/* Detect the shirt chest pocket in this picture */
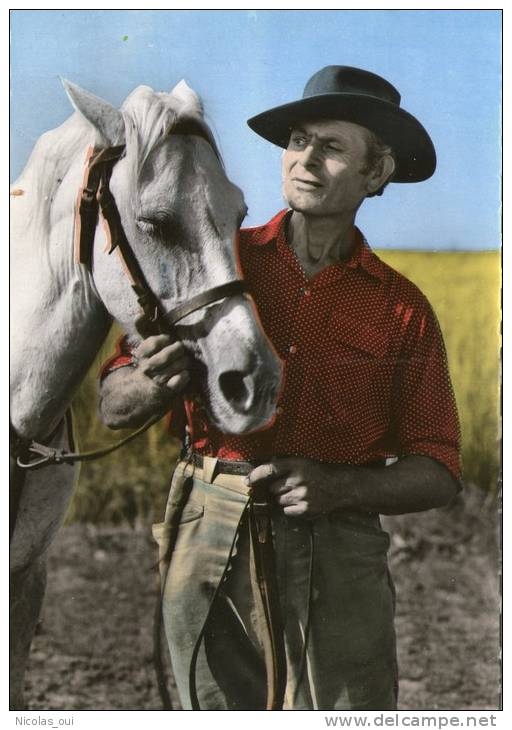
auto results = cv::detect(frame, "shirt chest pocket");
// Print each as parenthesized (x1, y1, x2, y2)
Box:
(316, 312, 393, 425)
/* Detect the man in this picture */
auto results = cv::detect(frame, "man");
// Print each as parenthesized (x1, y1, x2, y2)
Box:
(99, 66, 461, 710)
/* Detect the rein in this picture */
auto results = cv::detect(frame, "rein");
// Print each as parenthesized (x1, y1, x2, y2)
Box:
(15, 142, 246, 471)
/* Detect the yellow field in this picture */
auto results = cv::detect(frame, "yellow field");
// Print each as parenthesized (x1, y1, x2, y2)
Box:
(70, 250, 501, 521)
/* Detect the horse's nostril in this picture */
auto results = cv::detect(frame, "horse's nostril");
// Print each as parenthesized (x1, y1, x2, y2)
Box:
(218, 370, 253, 410)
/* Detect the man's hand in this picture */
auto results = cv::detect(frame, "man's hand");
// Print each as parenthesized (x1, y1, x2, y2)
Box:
(246, 455, 459, 518)
(99, 334, 192, 430)
(246, 457, 346, 518)
(134, 334, 191, 393)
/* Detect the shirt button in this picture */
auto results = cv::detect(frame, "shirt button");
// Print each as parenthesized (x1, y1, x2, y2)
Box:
(276, 406, 283, 416)
(288, 344, 298, 354)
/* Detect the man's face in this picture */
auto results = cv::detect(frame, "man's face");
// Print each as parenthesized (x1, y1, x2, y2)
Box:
(282, 119, 373, 218)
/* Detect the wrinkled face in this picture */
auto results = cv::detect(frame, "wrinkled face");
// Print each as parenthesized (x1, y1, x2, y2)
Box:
(93, 131, 282, 434)
(282, 119, 374, 218)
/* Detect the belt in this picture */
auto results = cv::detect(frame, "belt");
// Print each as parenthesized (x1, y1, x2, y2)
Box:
(191, 452, 387, 475)
(190, 452, 256, 476)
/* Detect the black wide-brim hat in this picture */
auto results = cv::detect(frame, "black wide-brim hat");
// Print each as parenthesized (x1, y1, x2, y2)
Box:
(247, 65, 436, 183)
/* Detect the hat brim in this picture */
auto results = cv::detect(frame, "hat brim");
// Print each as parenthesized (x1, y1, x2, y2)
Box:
(247, 93, 436, 183)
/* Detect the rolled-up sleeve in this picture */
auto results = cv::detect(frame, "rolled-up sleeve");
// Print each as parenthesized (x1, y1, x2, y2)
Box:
(98, 335, 135, 380)
(391, 300, 462, 484)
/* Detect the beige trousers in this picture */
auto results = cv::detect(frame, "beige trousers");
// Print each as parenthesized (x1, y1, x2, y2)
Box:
(153, 461, 398, 711)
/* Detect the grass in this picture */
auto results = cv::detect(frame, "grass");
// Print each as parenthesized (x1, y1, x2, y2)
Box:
(67, 250, 501, 523)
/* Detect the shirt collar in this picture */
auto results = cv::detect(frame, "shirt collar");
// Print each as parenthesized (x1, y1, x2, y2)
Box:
(346, 230, 387, 282)
(245, 208, 387, 282)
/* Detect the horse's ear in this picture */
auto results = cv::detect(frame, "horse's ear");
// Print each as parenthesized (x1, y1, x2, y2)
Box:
(61, 78, 125, 146)
(170, 80, 203, 116)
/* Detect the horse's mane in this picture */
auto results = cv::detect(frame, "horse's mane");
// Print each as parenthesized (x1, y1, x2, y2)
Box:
(11, 112, 94, 238)
(10, 83, 220, 256)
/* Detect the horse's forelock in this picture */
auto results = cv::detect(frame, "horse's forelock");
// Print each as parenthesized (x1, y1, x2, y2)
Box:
(121, 87, 175, 168)
(121, 85, 220, 170)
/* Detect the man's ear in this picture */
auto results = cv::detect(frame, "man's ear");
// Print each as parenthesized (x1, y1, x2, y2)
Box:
(366, 155, 396, 195)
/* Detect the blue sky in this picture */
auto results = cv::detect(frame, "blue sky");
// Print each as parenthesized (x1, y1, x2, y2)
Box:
(10, 9, 501, 250)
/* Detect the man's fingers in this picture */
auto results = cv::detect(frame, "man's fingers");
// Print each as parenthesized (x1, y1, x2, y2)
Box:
(165, 370, 190, 394)
(283, 501, 310, 517)
(138, 342, 190, 382)
(246, 461, 288, 487)
(146, 354, 190, 379)
(268, 478, 294, 496)
(134, 334, 177, 359)
(147, 343, 188, 371)
(274, 486, 307, 506)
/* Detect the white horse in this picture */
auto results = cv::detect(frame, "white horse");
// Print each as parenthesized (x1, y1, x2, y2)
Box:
(10, 79, 282, 709)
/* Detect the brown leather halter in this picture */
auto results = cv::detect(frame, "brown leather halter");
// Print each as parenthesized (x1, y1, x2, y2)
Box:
(75, 143, 247, 337)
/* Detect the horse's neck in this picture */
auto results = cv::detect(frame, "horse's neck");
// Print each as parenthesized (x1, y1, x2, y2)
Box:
(11, 274, 111, 441)
(10, 139, 112, 440)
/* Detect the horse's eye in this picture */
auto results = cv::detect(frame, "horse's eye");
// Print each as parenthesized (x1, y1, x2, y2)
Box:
(136, 217, 157, 234)
(136, 210, 178, 238)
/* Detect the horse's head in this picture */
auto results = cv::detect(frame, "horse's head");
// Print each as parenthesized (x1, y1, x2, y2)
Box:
(63, 79, 282, 434)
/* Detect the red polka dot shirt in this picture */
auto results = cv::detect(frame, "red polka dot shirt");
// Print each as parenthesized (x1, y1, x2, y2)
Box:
(101, 209, 461, 481)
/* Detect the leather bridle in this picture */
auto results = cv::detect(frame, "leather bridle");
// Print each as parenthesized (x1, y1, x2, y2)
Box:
(75, 143, 247, 337)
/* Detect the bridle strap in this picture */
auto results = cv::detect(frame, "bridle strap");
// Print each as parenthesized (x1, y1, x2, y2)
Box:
(77, 145, 247, 335)
(75, 145, 126, 267)
(96, 163, 165, 326)
(157, 280, 247, 329)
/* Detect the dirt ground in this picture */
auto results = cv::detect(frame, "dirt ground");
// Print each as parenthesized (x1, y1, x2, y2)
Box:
(23, 483, 501, 711)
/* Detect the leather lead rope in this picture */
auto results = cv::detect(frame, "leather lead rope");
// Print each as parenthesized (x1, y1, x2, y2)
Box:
(15, 413, 164, 470)
(248, 484, 287, 710)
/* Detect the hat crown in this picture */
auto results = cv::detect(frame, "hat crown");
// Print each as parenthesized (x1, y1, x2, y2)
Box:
(303, 65, 401, 107)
